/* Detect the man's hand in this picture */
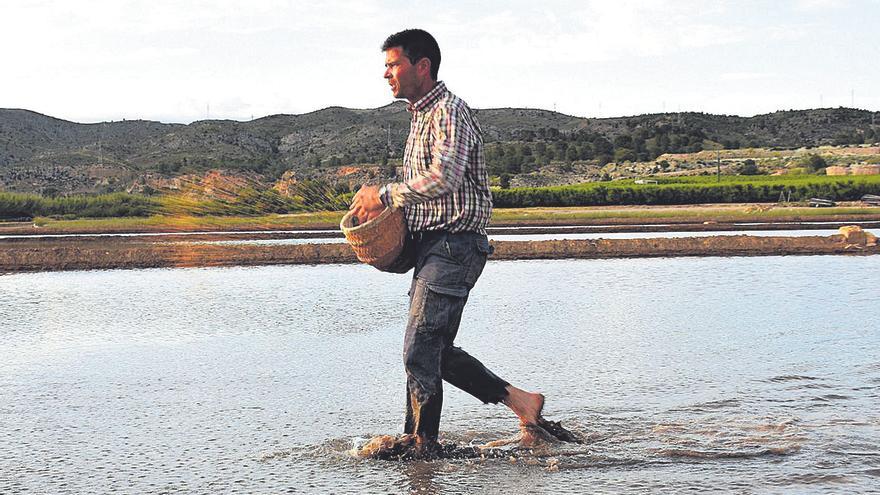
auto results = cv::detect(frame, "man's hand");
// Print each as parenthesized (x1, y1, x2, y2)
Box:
(350, 185, 385, 224)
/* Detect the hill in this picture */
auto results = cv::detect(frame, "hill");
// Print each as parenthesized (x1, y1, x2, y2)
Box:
(1, 104, 878, 194)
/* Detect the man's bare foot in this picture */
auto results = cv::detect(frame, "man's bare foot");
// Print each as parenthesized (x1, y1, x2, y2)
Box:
(503, 385, 545, 425)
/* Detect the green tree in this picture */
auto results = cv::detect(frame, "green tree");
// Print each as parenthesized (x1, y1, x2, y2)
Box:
(593, 137, 614, 155)
(499, 173, 511, 189)
(535, 141, 547, 156)
(613, 135, 633, 149)
(804, 154, 827, 172)
(578, 144, 594, 160)
(737, 159, 759, 175)
(554, 142, 568, 159)
(613, 148, 636, 163)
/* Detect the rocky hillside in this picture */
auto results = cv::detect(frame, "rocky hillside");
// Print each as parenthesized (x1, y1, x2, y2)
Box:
(1, 104, 877, 194)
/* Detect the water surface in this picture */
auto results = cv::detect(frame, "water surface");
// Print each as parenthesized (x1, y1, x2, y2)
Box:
(1, 256, 878, 493)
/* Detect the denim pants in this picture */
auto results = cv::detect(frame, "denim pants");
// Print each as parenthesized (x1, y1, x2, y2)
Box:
(402, 230, 510, 441)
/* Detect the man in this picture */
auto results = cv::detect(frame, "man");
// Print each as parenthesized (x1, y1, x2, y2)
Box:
(350, 28, 544, 457)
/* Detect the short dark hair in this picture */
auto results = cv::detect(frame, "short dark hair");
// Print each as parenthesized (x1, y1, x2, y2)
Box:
(381, 29, 441, 81)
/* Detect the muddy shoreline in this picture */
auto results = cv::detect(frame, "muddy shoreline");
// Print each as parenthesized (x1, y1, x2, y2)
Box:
(1, 233, 876, 273)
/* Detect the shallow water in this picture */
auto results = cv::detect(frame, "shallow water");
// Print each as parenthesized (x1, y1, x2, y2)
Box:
(1, 256, 879, 493)
(175, 228, 880, 246)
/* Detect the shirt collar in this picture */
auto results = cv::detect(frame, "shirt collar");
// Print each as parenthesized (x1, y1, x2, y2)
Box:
(407, 81, 447, 113)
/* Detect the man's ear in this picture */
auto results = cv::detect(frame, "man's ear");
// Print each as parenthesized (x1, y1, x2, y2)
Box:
(417, 57, 432, 78)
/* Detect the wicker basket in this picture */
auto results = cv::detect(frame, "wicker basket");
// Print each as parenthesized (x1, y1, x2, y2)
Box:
(340, 207, 407, 271)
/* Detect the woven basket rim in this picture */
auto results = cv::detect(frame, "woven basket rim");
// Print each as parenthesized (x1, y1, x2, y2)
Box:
(340, 207, 398, 234)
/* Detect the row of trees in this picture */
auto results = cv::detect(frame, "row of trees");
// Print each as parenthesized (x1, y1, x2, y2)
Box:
(293, 123, 873, 177)
(492, 177, 880, 208)
(485, 126, 712, 176)
(146, 122, 877, 182)
(0, 192, 158, 219)
(833, 128, 878, 145)
(0, 179, 353, 219)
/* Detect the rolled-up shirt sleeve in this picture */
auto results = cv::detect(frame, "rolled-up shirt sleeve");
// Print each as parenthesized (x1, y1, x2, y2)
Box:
(385, 105, 472, 208)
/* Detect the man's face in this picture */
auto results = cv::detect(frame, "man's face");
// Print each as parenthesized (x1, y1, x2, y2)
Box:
(384, 46, 421, 102)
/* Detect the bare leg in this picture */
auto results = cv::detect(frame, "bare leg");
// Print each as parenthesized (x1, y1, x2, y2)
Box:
(502, 385, 545, 425)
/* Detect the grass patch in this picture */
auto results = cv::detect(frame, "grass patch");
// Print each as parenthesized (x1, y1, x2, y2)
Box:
(30, 211, 345, 232)
(19, 204, 880, 233)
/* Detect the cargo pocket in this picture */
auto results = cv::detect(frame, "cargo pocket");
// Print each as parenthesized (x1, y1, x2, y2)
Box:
(418, 235, 469, 288)
(463, 238, 492, 288)
(408, 279, 468, 336)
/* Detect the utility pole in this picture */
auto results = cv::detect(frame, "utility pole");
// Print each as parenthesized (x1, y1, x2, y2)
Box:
(875, 113, 879, 151)
(98, 123, 104, 166)
(386, 123, 392, 156)
(716, 150, 721, 182)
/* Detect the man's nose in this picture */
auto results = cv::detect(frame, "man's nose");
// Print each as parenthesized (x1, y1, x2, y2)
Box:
(384, 68, 391, 79)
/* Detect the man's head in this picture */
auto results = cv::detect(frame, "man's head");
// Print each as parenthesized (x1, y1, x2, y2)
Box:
(382, 29, 441, 103)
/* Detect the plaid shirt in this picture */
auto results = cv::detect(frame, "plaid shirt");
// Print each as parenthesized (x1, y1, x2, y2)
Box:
(380, 81, 493, 234)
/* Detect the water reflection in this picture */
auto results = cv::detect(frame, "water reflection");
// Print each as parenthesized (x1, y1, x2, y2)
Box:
(169, 228, 879, 246)
(400, 461, 443, 495)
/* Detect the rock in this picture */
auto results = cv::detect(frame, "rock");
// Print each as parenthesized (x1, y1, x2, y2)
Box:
(838, 225, 875, 246)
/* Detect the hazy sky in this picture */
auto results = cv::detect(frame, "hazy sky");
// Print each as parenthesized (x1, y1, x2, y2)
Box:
(2, 0, 877, 123)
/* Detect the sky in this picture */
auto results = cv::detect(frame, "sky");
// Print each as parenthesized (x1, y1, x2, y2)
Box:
(1, 0, 878, 124)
